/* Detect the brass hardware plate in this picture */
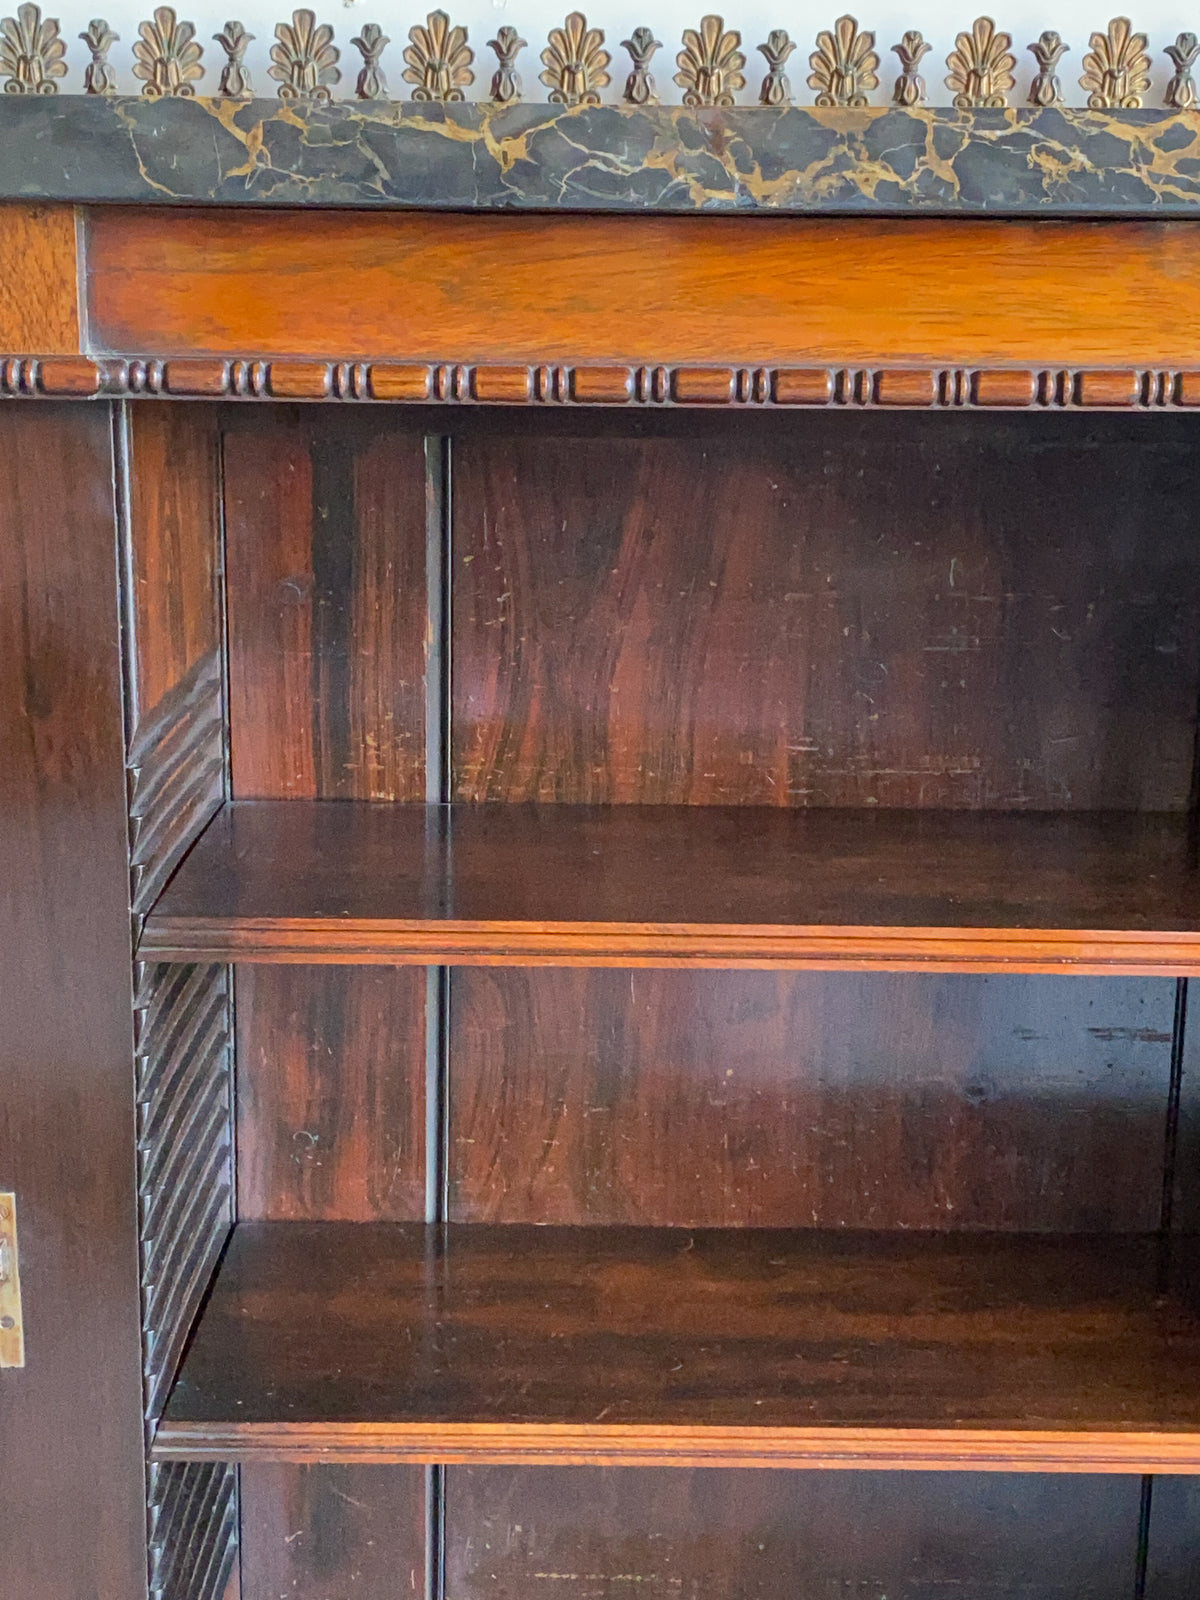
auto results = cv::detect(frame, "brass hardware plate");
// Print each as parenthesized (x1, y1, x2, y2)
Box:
(0, 1192, 25, 1368)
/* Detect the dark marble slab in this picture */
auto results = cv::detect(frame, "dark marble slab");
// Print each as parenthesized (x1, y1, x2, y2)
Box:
(3, 97, 1200, 212)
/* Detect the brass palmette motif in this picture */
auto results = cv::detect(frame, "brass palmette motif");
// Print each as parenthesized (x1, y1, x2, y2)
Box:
(540, 12, 609, 105)
(1027, 29, 1067, 104)
(133, 6, 203, 96)
(213, 18, 253, 97)
(487, 24, 524, 101)
(621, 25, 660, 104)
(1165, 30, 1200, 108)
(79, 15, 117, 91)
(945, 16, 1015, 106)
(675, 15, 744, 106)
(757, 28, 793, 104)
(403, 10, 472, 100)
(808, 14, 878, 106)
(891, 29, 929, 104)
(1080, 16, 1150, 106)
(351, 22, 387, 98)
(0, 2, 66, 92)
(270, 8, 339, 100)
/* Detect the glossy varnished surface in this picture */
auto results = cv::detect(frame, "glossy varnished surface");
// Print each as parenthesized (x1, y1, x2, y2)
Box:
(452, 417, 1200, 810)
(84, 212, 1200, 369)
(8, 103, 1200, 214)
(0, 205, 79, 353)
(157, 1222, 1200, 1469)
(0, 405, 148, 1598)
(447, 1467, 1143, 1600)
(448, 971, 1176, 1230)
(142, 802, 1200, 972)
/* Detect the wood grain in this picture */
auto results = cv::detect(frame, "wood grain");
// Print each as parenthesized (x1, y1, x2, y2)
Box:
(451, 414, 1200, 809)
(140, 802, 1200, 974)
(156, 1222, 1200, 1471)
(84, 212, 1200, 368)
(236, 965, 426, 1221)
(448, 970, 1174, 1230)
(0, 404, 147, 1600)
(0, 206, 79, 353)
(447, 1467, 1143, 1600)
(240, 1465, 425, 1600)
(222, 411, 427, 800)
(124, 403, 222, 732)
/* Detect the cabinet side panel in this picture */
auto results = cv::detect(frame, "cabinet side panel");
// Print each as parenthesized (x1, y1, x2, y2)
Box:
(451, 415, 1200, 811)
(222, 411, 427, 801)
(0, 402, 147, 1600)
(1145, 1478, 1200, 1597)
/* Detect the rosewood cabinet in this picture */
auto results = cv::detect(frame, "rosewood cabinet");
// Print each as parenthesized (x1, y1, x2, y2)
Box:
(6, 119, 1200, 1600)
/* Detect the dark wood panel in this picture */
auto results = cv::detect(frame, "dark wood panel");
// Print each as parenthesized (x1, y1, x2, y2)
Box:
(240, 1465, 424, 1600)
(1146, 1478, 1200, 1596)
(140, 802, 1200, 974)
(449, 969, 1173, 1231)
(84, 211, 1200, 368)
(452, 416, 1200, 810)
(0, 403, 147, 1599)
(237, 965, 426, 1221)
(0, 205, 79, 353)
(125, 403, 222, 732)
(447, 1467, 1142, 1600)
(222, 411, 427, 800)
(157, 1222, 1200, 1471)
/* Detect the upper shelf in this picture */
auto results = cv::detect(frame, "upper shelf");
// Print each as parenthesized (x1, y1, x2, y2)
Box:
(139, 802, 1200, 974)
(2, 100, 1199, 214)
(153, 1221, 1200, 1472)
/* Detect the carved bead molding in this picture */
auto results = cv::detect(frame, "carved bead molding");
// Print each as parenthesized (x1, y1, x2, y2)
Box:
(1, 3, 66, 92)
(7, 9, 1191, 107)
(5, 356, 1200, 414)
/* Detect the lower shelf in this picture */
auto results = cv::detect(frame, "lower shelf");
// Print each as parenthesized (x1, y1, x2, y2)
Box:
(154, 1223, 1200, 1474)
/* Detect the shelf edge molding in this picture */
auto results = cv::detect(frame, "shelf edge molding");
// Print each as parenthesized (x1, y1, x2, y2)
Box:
(138, 918, 1200, 976)
(150, 1421, 1200, 1474)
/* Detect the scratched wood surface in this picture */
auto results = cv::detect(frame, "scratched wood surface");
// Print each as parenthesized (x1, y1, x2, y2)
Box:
(452, 412, 1200, 810)
(222, 409, 428, 801)
(446, 1466, 1143, 1600)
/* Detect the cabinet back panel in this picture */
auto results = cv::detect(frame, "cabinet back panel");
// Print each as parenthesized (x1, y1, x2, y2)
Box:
(446, 1467, 1141, 1600)
(448, 970, 1173, 1231)
(223, 411, 428, 801)
(452, 413, 1200, 809)
(236, 964, 426, 1223)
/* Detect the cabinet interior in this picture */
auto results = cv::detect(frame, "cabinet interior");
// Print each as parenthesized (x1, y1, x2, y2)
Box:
(126, 400, 1200, 1598)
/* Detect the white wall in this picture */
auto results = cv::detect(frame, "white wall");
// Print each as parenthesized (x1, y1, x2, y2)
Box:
(46, 0, 1200, 105)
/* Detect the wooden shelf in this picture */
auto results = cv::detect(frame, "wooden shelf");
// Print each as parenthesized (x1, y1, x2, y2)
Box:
(153, 1222, 1200, 1473)
(139, 803, 1200, 974)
